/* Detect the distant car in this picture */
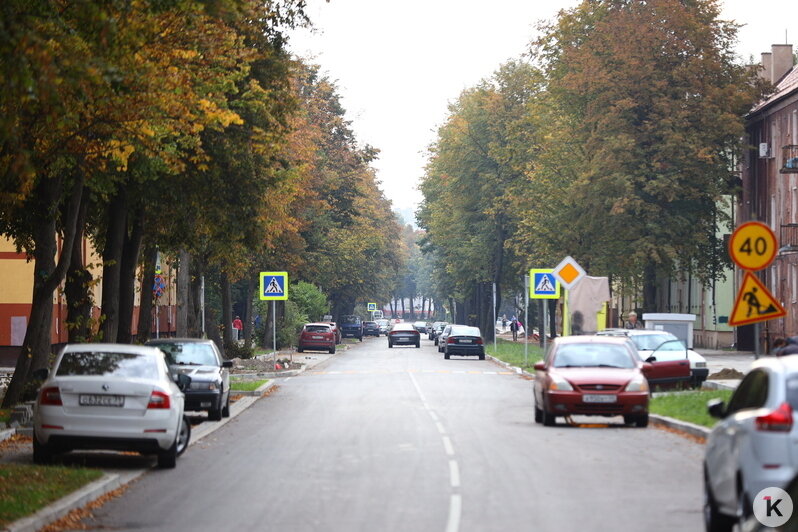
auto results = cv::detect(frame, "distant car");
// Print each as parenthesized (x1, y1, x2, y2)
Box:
(597, 329, 708, 387)
(339, 315, 364, 341)
(32, 343, 190, 468)
(428, 321, 447, 341)
(432, 322, 449, 345)
(437, 325, 454, 352)
(147, 338, 232, 422)
(443, 325, 485, 360)
(376, 319, 391, 335)
(324, 321, 342, 344)
(363, 321, 380, 337)
(388, 322, 421, 348)
(533, 336, 650, 427)
(297, 323, 336, 354)
(704, 356, 798, 531)
(412, 321, 428, 334)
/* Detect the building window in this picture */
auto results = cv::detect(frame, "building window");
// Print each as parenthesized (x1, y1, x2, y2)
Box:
(783, 145, 798, 173)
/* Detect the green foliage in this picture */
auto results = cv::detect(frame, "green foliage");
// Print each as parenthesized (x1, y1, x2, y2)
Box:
(225, 342, 255, 360)
(290, 281, 329, 322)
(277, 299, 307, 348)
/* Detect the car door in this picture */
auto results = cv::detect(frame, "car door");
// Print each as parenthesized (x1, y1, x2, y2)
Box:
(643, 340, 691, 389)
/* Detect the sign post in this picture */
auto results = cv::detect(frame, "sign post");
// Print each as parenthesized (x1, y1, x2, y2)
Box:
(530, 269, 560, 356)
(492, 282, 497, 353)
(524, 275, 529, 366)
(260, 272, 289, 370)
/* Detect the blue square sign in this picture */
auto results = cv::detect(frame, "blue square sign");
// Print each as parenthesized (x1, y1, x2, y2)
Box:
(260, 272, 288, 300)
(530, 269, 560, 299)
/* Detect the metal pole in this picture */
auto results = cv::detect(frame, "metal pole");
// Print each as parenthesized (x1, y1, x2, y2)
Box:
(493, 282, 497, 353)
(524, 275, 529, 366)
(543, 300, 548, 355)
(272, 300, 277, 370)
(200, 275, 206, 338)
(155, 300, 160, 339)
(755, 321, 760, 360)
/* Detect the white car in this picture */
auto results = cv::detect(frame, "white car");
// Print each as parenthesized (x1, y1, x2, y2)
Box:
(598, 329, 708, 387)
(32, 344, 190, 468)
(704, 356, 798, 531)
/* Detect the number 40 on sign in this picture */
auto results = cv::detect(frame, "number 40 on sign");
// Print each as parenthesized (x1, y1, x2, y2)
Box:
(729, 221, 778, 272)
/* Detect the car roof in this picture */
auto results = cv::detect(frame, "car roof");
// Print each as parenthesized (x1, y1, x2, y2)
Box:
(63, 343, 165, 355)
(305, 322, 332, 327)
(553, 335, 632, 345)
(751, 355, 798, 372)
(146, 338, 215, 344)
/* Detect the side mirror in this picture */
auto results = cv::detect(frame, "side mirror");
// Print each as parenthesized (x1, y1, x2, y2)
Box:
(32, 368, 49, 381)
(177, 373, 192, 391)
(641, 362, 653, 375)
(708, 398, 726, 419)
(645, 356, 657, 363)
(533, 362, 546, 371)
(222, 360, 233, 368)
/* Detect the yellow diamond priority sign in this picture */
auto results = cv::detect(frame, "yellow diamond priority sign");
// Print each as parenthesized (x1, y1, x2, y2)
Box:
(552, 256, 586, 290)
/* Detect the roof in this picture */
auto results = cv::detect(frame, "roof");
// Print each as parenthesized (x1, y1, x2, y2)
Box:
(553, 335, 632, 345)
(749, 64, 798, 116)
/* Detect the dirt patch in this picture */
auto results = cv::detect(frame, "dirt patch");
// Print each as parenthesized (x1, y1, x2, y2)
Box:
(708, 368, 745, 380)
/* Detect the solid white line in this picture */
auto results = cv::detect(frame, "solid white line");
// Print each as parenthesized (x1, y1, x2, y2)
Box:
(446, 494, 462, 532)
(436, 422, 447, 435)
(442, 436, 455, 456)
(449, 460, 461, 488)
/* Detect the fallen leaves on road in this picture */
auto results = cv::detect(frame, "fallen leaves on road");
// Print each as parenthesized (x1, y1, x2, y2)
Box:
(39, 484, 130, 532)
(653, 423, 706, 444)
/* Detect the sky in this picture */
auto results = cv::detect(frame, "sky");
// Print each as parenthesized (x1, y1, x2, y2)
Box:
(287, 1, 798, 224)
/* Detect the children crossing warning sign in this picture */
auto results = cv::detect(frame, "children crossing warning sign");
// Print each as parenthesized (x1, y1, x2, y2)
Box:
(729, 271, 786, 327)
(259, 272, 288, 301)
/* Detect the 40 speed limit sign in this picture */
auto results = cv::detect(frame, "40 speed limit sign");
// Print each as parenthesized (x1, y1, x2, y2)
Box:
(729, 221, 778, 271)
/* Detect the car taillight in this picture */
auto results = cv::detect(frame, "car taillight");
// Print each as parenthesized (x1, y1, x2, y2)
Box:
(147, 390, 171, 409)
(756, 402, 794, 432)
(475, 338, 483, 345)
(448, 337, 456, 344)
(39, 386, 62, 406)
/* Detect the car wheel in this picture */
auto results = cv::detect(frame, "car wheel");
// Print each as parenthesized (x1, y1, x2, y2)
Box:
(32, 433, 54, 465)
(415, 341, 420, 348)
(478, 353, 485, 360)
(635, 413, 649, 428)
(208, 396, 223, 421)
(704, 468, 735, 532)
(444, 352, 450, 359)
(534, 403, 543, 424)
(542, 404, 556, 426)
(157, 422, 183, 469)
(736, 484, 752, 528)
(329, 345, 336, 354)
(222, 393, 231, 418)
(359, 336, 363, 342)
(176, 416, 191, 456)
(297, 347, 304, 353)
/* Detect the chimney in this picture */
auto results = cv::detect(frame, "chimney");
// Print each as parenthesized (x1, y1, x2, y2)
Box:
(760, 52, 773, 82)
(771, 44, 794, 84)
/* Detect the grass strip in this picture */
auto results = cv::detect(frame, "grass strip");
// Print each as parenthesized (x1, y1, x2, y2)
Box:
(650, 389, 734, 428)
(230, 379, 269, 392)
(0, 409, 9, 424)
(485, 338, 544, 372)
(0, 463, 103, 526)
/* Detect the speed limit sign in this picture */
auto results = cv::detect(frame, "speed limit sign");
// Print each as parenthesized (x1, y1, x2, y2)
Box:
(729, 221, 778, 271)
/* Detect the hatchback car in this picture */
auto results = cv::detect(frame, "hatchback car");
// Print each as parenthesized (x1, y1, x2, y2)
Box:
(32, 343, 190, 468)
(297, 323, 337, 354)
(363, 321, 380, 337)
(376, 319, 391, 335)
(443, 325, 485, 360)
(533, 336, 650, 427)
(704, 356, 798, 531)
(146, 338, 232, 421)
(388, 322, 421, 348)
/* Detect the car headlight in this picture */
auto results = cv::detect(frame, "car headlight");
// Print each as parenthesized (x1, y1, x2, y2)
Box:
(549, 374, 573, 391)
(625, 376, 649, 392)
(695, 362, 707, 368)
(189, 381, 218, 391)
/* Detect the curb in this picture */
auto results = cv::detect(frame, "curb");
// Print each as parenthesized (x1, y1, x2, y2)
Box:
(3, 381, 277, 532)
(702, 380, 739, 391)
(649, 414, 710, 440)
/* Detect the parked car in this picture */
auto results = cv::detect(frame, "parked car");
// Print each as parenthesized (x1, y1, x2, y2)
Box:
(412, 321, 428, 334)
(704, 356, 798, 531)
(297, 323, 337, 354)
(388, 322, 421, 348)
(376, 319, 391, 335)
(32, 343, 190, 468)
(596, 329, 693, 390)
(339, 315, 364, 341)
(598, 329, 707, 387)
(533, 336, 650, 427)
(428, 321, 447, 341)
(324, 321, 342, 344)
(147, 338, 232, 421)
(363, 321, 380, 337)
(443, 325, 485, 360)
(437, 324, 454, 352)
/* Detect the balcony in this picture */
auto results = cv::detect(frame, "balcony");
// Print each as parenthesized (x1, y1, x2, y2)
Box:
(782, 145, 798, 173)
(780, 223, 798, 254)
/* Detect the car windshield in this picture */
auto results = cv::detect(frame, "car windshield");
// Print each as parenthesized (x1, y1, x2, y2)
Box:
(553, 343, 635, 368)
(151, 343, 218, 366)
(306, 325, 330, 333)
(631, 333, 678, 351)
(56, 351, 159, 380)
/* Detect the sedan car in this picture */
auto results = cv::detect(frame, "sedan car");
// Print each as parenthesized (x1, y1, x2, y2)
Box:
(443, 325, 485, 360)
(32, 343, 190, 468)
(412, 321, 428, 334)
(146, 338, 232, 421)
(363, 321, 380, 337)
(437, 324, 454, 352)
(428, 321, 447, 341)
(432, 322, 449, 345)
(388, 322, 421, 348)
(297, 323, 336, 354)
(596, 329, 693, 389)
(704, 356, 798, 531)
(376, 319, 391, 335)
(533, 336, 650, 427)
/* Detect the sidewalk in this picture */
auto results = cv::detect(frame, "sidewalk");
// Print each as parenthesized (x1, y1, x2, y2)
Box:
(695, 348, 758, 390)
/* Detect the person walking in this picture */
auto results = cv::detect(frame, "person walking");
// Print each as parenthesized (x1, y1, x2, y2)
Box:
(232, 315, 243, 342)
(510, 317, 519, 341)
(623, 311, 644, 330)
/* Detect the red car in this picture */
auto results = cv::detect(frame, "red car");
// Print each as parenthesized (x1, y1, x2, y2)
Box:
(297, 323, 337, 354)
(533, 336, 651, 427)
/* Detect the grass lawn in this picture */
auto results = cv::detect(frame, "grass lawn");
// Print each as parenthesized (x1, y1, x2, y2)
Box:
(485, 338, 544, 372)
(0, 409, 9, 424)
(650, 389, 734, 428)
(230, 378, 269, 392)
(0, 464, 103, 527)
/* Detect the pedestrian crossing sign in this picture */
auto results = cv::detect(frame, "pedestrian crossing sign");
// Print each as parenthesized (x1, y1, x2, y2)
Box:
(530, 269, 560, 299)
(728, 271, 786, 326)
(259, 271, 288, 301)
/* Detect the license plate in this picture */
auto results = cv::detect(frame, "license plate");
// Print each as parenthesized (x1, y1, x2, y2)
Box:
(459, 339, 473, 344)
(583, 394, 617, 403)
(79, 394, 124, 407)
(312, 335, 323, 339)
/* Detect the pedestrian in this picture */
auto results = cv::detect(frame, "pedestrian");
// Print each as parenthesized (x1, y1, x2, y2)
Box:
(623, 311, 644, 330)
(502, 315, 507, 331)
(510, 318, 519, 341)
(772, 337, 787, 356)
(776, 336, 798, 357)
(232, 315, 243, 341)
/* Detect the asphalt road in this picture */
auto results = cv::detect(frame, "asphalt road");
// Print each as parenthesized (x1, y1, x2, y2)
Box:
(78, 336, 705, 532)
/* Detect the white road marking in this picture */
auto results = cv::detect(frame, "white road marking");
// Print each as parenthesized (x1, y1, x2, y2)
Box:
(446, 494, 462, 532)
(429, 411, 439, 422)
(449, 460, 461, 488)
(442, 436, 455, 456)
(436, 422, 447, 435)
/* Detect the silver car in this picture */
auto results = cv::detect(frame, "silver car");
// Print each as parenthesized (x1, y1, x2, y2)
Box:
(704, 356, 798, 530)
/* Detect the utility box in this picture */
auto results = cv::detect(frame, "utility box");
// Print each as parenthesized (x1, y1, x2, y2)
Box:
(642, 313, 696, 349)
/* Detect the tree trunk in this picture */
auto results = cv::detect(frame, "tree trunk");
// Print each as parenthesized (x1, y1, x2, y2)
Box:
(176, 249, 190, 336)
(65, 195, 92, 343)
(205, 307, 224, 357)
(2, 175, 83, 407)
(400, 298, 406, 318)
(136, 244, 157, 343)
(243, 274, 254, 349)
(116, 209, 144, 344)
(221, 272, 233, 347)
(189, 271, 203, 337)
(643, 262, 657, 315)
(99, 189, 128, 342)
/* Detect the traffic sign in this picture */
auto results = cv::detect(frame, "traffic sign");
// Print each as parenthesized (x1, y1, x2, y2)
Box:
(259, 272, 288, 300)
(530, 269, 560, 299)
(729, 221, 777, 271)
(552, 256, 586, 290)
(153, 274, 166, 298)
(728, 271, 786, 326)
(367, 302, 377, 311)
